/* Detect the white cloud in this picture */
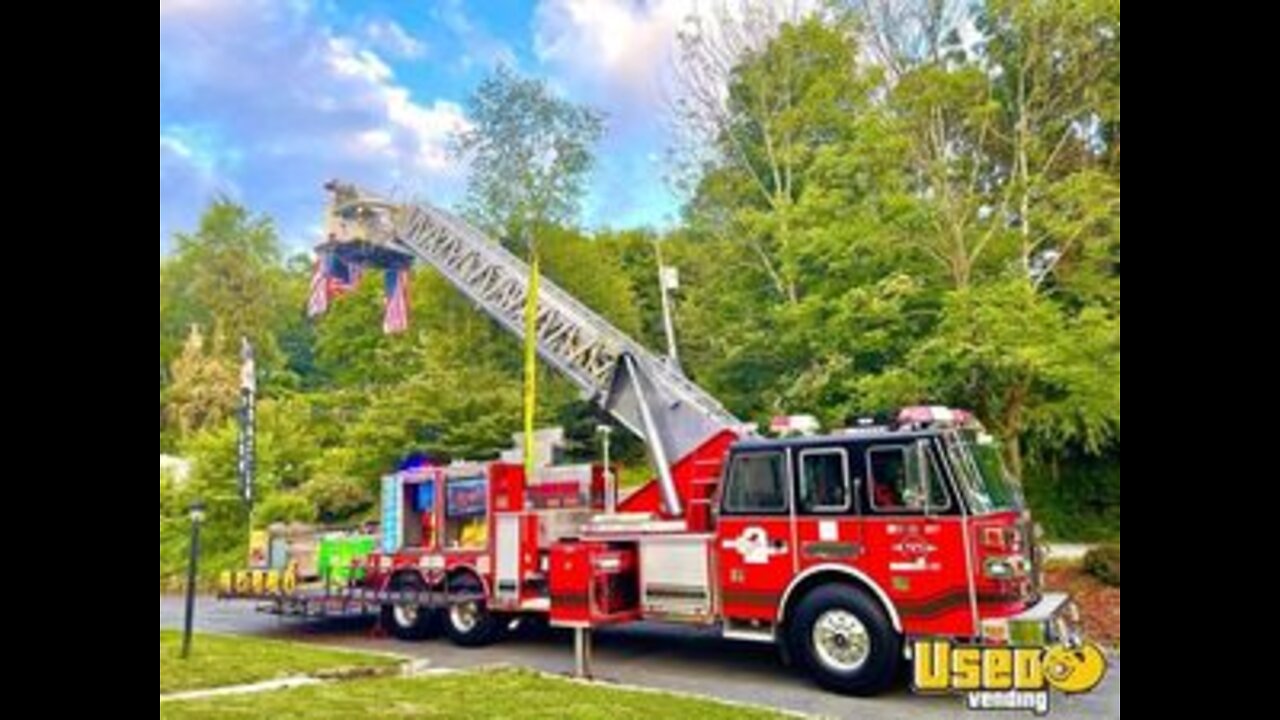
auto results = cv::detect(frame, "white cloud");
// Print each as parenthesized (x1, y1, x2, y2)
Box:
(325, 37, 395, 84)
(356, 129, 395, 155)
(385, 95, 470, 171)
(160, 134, 192, 161)
(532, 0, 822, 223)
(160, 0, 471, 248)
(161, 134, 238, 248)
(432, 0, 518, 72)
(533, 1, 821, 128)
(364, 19, 427, 60)
(534, 0, 695, 114)
(159, 0, 222, 17)
(322, 36, 470, 172)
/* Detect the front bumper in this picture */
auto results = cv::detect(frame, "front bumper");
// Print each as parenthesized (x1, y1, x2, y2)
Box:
(983, 592, 1081, 646)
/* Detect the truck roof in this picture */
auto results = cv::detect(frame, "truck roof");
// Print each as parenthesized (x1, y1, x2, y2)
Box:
(731, 428, 941, 453)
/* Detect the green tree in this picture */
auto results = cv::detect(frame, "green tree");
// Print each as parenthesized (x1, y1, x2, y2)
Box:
(160, 201, 293, 376)
(166, 325, 239, 438)
(676, 6, 1120, 482)
(274, 255, 324, 389)
(539, 225, 644, 339)
(312, 274, 419, 388)
(678, 18, 901, 421)
(858, 281, 1119, 477)
(340, 335, 526, 483)
(453, 64, 605, 474)
(979, 0, 1121, 290)
(863, 0, 1121, 473)
(681, 17, 878, 306)
(453, 65, 605, 245)
(162, 421, 253, 588)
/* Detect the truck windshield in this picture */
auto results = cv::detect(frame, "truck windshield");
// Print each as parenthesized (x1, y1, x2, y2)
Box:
(943, 431, 1021, 514)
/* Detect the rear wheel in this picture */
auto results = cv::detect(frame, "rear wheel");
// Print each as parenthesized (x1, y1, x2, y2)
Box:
(442, 572, 503, 647)
(789, 585, 901, 696)
(443, 599, 504, 647)
(380, 572, 440, 641)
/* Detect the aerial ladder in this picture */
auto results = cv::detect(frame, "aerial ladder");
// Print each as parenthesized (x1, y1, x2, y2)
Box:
(320, 182, 745, 522)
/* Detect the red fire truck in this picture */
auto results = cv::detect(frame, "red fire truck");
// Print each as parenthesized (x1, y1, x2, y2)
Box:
(223, 184, 1077, 697)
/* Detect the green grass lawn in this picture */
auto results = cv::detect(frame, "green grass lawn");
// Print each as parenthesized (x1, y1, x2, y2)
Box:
(160, 632, 399, 695)
(160, 668, 789, 719)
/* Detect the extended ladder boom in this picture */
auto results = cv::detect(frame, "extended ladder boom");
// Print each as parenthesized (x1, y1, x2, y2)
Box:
(323, 183, 742, 517)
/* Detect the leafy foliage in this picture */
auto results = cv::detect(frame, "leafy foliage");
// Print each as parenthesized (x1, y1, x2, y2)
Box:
(1084, 544, 1121, 587)
(166, 326, 239, 438)
(453, 65, 605, 245)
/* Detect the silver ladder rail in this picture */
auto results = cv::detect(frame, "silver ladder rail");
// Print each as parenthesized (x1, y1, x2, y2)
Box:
(324, 183, 742, 517)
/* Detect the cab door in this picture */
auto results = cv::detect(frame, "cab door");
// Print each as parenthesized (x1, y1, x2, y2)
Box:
(717, 449, 796, 622)
(859, 439, 976, 638)
(794, 446, 864, 573)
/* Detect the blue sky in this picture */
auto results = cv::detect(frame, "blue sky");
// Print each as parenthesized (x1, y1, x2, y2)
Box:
(160, 0, 709, 253)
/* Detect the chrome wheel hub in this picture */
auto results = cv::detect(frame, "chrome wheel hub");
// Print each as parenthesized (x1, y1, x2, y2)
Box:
(393, 605, 419, 628)
(450, 601, 480, 633)
(813, 610, 871, 673)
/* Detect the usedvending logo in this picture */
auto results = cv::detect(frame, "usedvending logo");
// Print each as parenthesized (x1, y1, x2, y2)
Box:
(913, 640, 1108, 715)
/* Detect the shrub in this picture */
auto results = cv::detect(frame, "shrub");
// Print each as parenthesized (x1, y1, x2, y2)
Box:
(1084, 544, 1121, 587)
(304, 473, 374, 524)
(255, 493, 317, 527)
(1023, 446, 1121, 542)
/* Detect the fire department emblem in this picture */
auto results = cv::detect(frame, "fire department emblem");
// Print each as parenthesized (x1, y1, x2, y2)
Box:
(724, 526, 788, 565)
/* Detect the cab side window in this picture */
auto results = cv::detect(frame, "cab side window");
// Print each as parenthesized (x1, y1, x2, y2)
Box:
(724, 452, 789, 515)
(867, 443, 950, 515)
(799, 449, 851, 514)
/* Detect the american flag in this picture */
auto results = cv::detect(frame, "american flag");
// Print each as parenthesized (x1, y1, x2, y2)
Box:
(309, 253, 367, 319)
(327, 255, 363, 296)
(307, 253, 330, 318)
(383, 268, 410, 334)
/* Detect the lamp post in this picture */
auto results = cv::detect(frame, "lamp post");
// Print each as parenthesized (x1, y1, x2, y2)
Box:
(181, 500, 206, 660)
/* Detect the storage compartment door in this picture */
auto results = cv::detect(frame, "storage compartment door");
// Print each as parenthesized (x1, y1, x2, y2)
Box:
(495, 514, 522, 604)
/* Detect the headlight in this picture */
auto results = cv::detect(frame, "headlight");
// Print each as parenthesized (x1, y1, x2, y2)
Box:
(985, 557, 1018, 580)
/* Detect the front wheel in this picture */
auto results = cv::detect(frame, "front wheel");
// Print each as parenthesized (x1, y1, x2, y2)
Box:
(789, 585, 902, 696)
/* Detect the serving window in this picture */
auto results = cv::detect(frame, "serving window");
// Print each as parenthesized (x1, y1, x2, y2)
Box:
(445, 476, 489, 549)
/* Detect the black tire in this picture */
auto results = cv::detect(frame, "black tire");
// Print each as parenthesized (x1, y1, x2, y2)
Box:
(442, 572, 504, 648)
(379, 572, 441, 642)
(508, 613, 550, 639)
(789, 585, 902, 696)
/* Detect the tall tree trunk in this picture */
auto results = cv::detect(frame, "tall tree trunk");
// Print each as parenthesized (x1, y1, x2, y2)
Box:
(1018, 67, 1034, 280)
(1002, 380, 1030, 481)
(1005, 434, 1025, 484)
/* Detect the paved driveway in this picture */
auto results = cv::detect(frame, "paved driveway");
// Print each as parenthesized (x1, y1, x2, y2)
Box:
(161, 597, 1118, 719)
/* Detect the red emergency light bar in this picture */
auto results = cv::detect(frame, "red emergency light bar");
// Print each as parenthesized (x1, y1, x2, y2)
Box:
(896, 406, 977, 428)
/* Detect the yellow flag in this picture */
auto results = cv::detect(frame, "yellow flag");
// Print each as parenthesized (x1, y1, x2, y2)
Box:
(523, 252, 540, 481)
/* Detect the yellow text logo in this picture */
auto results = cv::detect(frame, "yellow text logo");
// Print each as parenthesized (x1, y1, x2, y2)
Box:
(914, 640, 1107, 714)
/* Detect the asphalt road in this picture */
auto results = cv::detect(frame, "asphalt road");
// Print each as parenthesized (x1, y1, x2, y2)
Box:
(161, 596, 1119, 719)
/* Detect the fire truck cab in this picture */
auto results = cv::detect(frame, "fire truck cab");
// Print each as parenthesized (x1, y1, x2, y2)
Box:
(707, 408, 1061, 695)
